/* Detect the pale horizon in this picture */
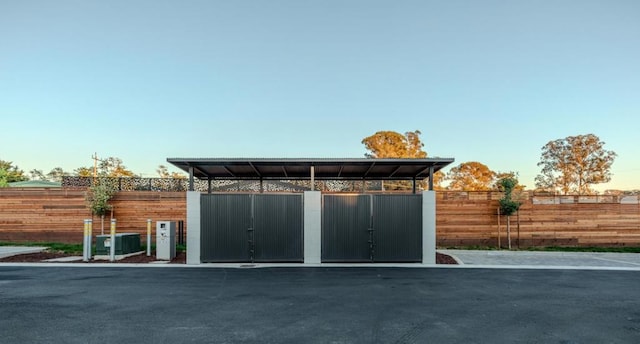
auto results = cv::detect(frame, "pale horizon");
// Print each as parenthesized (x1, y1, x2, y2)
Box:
(1, 1, 638, 192)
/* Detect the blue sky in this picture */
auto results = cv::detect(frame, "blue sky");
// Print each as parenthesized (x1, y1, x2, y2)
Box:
(1, 0, 639, 190)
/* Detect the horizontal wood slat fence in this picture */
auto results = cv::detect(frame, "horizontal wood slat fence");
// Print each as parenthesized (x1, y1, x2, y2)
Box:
(0, 189, 185, 244)
(0, 189, 638, 247)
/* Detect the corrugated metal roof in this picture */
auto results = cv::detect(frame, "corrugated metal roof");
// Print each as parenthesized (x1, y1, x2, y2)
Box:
(8, 180, 62, 188)
(166, 157, 454, 181)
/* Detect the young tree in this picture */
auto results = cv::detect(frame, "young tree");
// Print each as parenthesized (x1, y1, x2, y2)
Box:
(498, 177, 522, 249)
(493, 171, 525, 191)
(535, 134, 616, 194)
(446, 161, 496, 191)
(86, 177, 116, 235)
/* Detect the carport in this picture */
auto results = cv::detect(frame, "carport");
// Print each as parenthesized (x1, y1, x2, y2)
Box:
(167, 158, 454, 265)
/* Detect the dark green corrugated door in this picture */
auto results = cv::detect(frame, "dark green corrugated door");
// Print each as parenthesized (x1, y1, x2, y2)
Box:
(201, 194, 252, 262)
(322, 195, 372, 262)
(373, 195, 422, 262)
(253, 194, 303, 262)
(201, 193, 303, 263)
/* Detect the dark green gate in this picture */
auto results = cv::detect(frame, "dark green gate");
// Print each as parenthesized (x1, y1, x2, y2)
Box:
(201, 193, 303, 263)
(321, 194, 422, 262)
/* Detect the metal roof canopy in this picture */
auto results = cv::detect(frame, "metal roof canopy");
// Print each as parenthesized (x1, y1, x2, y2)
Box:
(167, 157, 454, 191)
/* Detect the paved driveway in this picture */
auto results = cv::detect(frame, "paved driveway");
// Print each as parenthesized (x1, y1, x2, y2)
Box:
(440, 249, 640, 268)
(1, 266, 639, 343)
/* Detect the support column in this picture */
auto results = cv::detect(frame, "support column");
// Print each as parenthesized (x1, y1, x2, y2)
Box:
(422, 190, 436, 264)
(186, 191, 201, 265)
(188, 167, 194, 191)
(304, 191, 321, 264)
(207, 178, 212, 194)
(310, 166, 315, 191)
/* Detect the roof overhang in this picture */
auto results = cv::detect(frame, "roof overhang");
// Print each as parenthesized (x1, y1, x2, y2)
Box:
(167, 158, 454, 181)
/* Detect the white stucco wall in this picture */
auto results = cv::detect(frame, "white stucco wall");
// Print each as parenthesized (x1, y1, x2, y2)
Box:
(422, 190, 436, 264)
(304, 191, 322, 264)
(186, 191, 201, 265)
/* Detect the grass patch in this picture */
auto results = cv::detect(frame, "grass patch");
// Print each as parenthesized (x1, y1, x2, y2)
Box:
(2, 241, 187, 255)
(0, 242, 84, 254)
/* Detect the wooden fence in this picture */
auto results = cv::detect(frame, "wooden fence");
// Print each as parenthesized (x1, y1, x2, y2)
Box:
(0, 189, 185, 244)
(436, 192, 640, 247)
(0, 189, 638, 247)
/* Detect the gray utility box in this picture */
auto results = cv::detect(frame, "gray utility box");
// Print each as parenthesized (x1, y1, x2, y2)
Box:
(156, 221, 176, 260)
(96, 233, 141, 255)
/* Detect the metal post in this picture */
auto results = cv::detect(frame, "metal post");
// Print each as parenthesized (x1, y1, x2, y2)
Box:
(87, 219, 93, 260)
(428, 166, 434, 191)
(188, 167, 194, 191)
(147, 219, 152, 257)
(83, 219, 89, 262)
(412, 177, 417, 194)
(110, 219, 116, 262)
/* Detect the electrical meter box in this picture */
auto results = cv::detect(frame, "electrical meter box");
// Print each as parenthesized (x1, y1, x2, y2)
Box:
(156, 221, 176, 260)
(95, 233, 141, 255)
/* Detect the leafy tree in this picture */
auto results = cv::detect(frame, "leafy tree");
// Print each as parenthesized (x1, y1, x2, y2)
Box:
(157, 164, 187, 179)
(30, 167, 69, 182)
(446, 161, 496, 191)
(362, 130, 427, 158)
(86, 177, 117, 234)
(0, 169, 8, 187)
(498, 177, 522, 250)
(535, 134, 616, 194)
(0, 160, 28, 182)
(432, 170, 446, 190)
(361, 130, 428, 190)
(46, 167, 69, 183)
(493, 171, 525, 191)
(74, 167, 93, 177)
(99, 157, 137, 177)
(29, 169, 47, 180)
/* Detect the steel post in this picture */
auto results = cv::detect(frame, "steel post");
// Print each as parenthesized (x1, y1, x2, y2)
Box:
(147, 219, 152, 256)
(110, 219, 116, 262)
(83, 219, 89, 262)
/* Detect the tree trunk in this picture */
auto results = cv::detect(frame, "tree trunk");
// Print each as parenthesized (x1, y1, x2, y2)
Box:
(517, 210, 520, 249)
(497, 208, 501, 249)
(100, 215, 105, 235)
(507, 215, 511, 250)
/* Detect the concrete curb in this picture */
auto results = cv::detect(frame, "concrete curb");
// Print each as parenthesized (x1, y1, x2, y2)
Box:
(2, 262, 640, 271)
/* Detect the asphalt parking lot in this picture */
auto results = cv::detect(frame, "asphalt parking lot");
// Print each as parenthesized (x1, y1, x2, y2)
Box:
(1, 266, 639, 344)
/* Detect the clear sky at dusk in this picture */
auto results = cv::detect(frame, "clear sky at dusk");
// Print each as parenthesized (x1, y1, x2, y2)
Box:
(1, 0, 639, 191)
